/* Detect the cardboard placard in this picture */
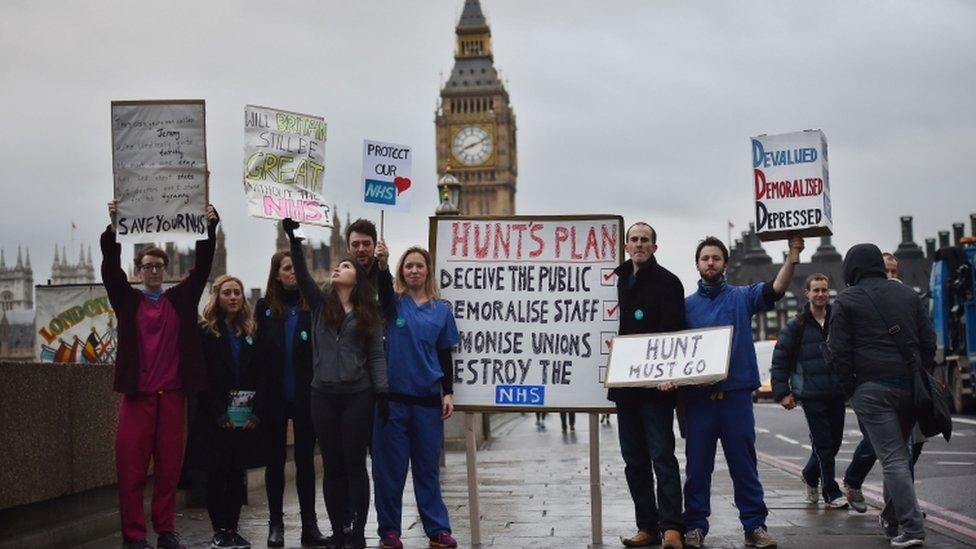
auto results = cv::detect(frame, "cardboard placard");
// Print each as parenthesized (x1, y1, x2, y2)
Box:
(752, 129, 832, 241)
(362, 139, 412, 212)
(431, 215, 623, 411)
(604, 326, 733, 388)
(111, 100, 208, 244)
(243, 105, 332, 226)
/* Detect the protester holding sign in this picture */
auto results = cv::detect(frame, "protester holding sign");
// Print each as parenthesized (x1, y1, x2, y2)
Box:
(770, 274, 848, 510)
(186, 275, 265, 549)
(283, 218, 388, 549)
(255, 251, 329, 547)
(682, 235, 803, 549)
(609, 222, 686, 549)
(373, 246, 460, 549)
(101, 200, 219, 549)
(345, 218, 392, 293)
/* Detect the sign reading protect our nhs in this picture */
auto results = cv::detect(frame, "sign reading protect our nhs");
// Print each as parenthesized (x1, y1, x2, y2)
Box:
(752, 129, 833, 241)
(362, 139, 412, 212)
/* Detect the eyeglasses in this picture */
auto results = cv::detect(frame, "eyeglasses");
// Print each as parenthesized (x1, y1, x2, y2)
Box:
(140, 264, 165, 273)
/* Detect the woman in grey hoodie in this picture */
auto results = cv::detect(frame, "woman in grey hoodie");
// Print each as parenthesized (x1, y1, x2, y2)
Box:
(282, 218, 388, 549)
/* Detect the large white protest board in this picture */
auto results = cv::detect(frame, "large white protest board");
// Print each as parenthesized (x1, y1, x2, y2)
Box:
(432, 215, 623, 411)
(243, 105, 332, 227)
(362, 140, 412, 212)
(112, 100, 208, 244)
(604, 326, 733, 388)
(752, 129, 832, 241)
(35, 284, 117, 364)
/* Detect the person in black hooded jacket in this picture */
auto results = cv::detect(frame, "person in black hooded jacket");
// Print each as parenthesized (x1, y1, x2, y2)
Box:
(827, 243, 935, 546)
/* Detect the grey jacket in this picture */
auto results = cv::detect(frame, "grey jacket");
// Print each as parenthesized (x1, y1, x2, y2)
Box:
(290, 238, 388, 395)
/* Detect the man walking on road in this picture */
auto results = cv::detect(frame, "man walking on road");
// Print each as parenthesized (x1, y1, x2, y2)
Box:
(609, 222, 685, 549)
(828, 244, 933, 548)
(770, 273, 849, 509)
(682, 235, 804, 549)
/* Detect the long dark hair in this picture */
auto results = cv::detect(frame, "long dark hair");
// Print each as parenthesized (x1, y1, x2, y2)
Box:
(264, 251, 308, 319)
(321, 255, 381, 340)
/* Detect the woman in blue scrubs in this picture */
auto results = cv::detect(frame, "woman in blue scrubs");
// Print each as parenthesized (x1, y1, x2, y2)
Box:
(373, 246, 459, 549)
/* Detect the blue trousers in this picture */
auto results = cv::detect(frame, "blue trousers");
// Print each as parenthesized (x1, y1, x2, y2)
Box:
(683, 389, 767, 534)
(372, 401, 451, 538)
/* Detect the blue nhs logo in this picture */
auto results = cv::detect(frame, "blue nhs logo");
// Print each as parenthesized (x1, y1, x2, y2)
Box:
(494, 385, 545, 406)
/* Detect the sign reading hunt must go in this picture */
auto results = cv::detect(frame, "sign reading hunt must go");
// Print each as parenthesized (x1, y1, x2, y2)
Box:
(752, 129, 832, 241)
(111, 100, 208, 244)
(604, 326, 733, 389)
(431, 215, 623, 411)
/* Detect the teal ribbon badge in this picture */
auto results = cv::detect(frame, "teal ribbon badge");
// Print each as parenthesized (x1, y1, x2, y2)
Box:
(300, 330, 309, 341)
(395, 317, 406, 328)
(245, 335, 253, 345)
(634, 309, 644, 320)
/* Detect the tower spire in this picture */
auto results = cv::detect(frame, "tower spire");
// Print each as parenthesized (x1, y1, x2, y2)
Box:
(25, 248, 31, 270)
(0, 248, 5, 270)
(16, 246, 23, 269)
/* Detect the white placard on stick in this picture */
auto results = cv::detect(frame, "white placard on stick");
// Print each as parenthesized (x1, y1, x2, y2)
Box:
(243, 105, 332, 227)
(432, 215, 623, 411)
(752, 129, 832, 241)
(111, 100, 208, 244)
(362, 139, 412, 212)
(604, 326, 733, 388)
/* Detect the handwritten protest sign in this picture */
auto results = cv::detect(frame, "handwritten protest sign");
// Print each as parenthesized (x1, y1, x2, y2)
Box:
(243, 105, 332, 226)
(604, 326, 732, 388)
(111, 100, 208, 244)
(432, 215, 623, 411)
(362, 140, 412, 212)
(752, 129, 832, 241)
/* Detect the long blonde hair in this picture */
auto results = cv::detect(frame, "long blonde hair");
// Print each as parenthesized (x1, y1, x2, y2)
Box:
(202, 275, 255, 338)
(394, 246, 439, 300)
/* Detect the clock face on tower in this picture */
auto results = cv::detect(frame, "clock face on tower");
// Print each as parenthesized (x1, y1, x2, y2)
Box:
(452, 125, 493, 166)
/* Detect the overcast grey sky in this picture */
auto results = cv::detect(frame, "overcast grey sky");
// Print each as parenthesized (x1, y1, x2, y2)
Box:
(1, 0, 974, 291)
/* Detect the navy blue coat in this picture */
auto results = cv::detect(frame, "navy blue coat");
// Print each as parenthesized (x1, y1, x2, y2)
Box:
(771, 303, 842, 401)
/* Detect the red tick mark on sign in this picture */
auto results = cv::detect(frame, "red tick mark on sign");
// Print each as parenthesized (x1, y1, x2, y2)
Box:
(607, 304, 619, 317)
(603, 270, 615, 281)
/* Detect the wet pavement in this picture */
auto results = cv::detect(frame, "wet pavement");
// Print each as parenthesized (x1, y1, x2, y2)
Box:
(78, 411, 975, 548)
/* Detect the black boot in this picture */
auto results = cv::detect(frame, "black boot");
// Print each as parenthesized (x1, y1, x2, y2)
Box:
(300, 520, 329, 547)
(267, 523, 284, 548)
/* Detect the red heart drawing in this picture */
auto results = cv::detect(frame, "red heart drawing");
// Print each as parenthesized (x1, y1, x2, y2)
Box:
(394, 177, 411, 195)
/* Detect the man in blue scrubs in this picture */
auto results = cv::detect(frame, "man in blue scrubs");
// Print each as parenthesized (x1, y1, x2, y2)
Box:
(682, 235, 804, 549)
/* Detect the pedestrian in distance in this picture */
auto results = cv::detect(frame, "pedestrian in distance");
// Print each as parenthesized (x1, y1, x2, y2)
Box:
(559, 412, 576, 432)
(682, 234, 804, 549)
(255, 251, 329, 547)
(373, 246, 461, 549)
(187, 275, 266, 549)
(770, 273, 848, 510)
(283, 217, 388, 549)
(101, 200, 219, 549)
(827, 244, 934, 548)
(609, 222, 685, 549)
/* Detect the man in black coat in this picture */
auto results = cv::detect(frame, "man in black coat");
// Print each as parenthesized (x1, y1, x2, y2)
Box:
(609, 222, 685, 549)
(770, 273, 848, 509)
(828, 243, 935, 547)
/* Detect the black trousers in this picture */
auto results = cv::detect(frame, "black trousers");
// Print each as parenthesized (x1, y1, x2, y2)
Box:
(310, 388, 375, 540)
(206, 467, 245, 530)
(800, 397, 847, 501)
(266, 400, 320, 526)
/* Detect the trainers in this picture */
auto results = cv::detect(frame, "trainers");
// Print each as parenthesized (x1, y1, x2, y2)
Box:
(804, 482, 820, 504)
(890, 533, 924, 547)
(745, 526, 777, 548)
(825, 496, 849, 509)
(230, 531, 251, 549)
(429, 531, 458, 548)
(157, 532, 187, 549)
(621, 530, 661, 547)
(210, 531, 234, 549)
(380, 532, 403, 549)
(844, 483, 867, 513)
(684, 529, 706, 548)
(880, 515, 899, 539)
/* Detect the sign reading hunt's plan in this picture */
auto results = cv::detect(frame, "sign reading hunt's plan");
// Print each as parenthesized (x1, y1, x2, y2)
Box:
(752, 129, 833, 241)
(431, 215, 623, 411)
(604, 326, 733, 388)
(111, 100, 208, 244)
(243, 105, 332, 226)
(362, 140, 412, 212)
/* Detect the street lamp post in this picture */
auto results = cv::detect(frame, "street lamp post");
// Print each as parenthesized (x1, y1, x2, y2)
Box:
(436, 172, 461, 216)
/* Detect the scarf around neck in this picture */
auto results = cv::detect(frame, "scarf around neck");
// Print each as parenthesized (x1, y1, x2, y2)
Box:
(696, 276, 727, 300)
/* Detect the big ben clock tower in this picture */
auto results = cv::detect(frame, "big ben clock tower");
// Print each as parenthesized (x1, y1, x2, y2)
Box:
(436, 0, 517, 215)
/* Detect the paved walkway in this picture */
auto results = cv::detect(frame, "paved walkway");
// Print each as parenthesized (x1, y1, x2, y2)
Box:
(79, 412, 974, 548)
